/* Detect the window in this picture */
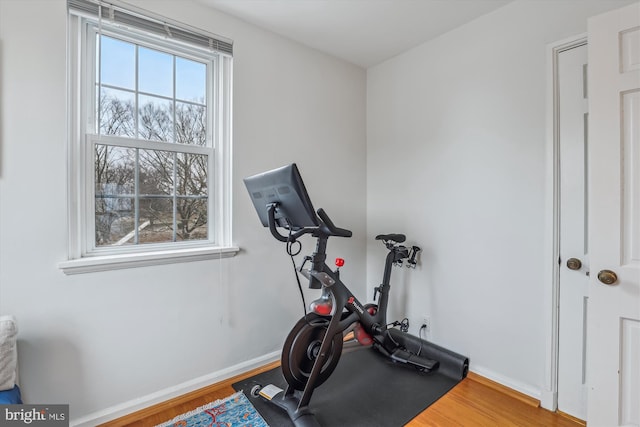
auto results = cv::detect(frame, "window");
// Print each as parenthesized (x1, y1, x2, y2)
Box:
(62, 0, 236, 274)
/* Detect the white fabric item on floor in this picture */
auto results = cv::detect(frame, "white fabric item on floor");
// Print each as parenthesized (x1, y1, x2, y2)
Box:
(0, 315, 18, 391)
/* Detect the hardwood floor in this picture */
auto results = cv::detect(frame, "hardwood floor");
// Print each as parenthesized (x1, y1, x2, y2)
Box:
(410, 373, 584, 427)
(100, 363, 584, 427)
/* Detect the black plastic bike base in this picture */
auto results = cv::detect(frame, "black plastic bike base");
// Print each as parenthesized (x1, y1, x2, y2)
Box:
(386, 328, 469, 379)
(268, 389, 321, 427)
(389, 347, 439, 371)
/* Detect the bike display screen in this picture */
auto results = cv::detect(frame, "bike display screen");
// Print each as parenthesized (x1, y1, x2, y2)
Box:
(244, 163, 319, 230)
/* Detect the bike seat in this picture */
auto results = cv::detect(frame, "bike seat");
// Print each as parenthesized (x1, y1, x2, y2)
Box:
(375, 234, 406, 243)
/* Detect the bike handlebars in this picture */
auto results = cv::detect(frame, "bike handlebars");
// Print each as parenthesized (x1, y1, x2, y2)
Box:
(267, 203, 352, 243)
(317, 209, 352, 238)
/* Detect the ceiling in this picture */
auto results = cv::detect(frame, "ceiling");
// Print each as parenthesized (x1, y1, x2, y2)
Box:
(197, 0, 512, 68)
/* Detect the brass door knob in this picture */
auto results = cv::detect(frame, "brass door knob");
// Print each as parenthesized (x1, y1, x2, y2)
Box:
(566, 258, 582, 270)
(597, 270, 618, 285)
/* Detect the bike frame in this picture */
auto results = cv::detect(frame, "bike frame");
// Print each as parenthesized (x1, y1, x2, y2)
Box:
(302, 233, 407, 338)
(267, 204, 411, 415)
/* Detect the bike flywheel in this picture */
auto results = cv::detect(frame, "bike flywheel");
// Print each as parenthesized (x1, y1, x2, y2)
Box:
(281, 313, 343, 391)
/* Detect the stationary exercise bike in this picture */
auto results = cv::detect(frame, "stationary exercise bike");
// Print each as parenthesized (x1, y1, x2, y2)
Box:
(244, 164, 468, 427)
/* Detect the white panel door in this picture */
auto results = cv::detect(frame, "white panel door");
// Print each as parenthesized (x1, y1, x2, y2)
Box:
(557, 43, 588, 421)
(587, 3, 640, 426)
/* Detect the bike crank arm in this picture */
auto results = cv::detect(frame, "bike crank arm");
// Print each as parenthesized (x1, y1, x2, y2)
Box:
(297, 294, 347, 410)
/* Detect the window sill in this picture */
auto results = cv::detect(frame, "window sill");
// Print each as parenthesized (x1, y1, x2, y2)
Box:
(58, 246, 240, 275)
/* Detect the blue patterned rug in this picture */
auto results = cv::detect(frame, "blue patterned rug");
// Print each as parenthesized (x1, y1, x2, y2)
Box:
(155, 391, 268, 427)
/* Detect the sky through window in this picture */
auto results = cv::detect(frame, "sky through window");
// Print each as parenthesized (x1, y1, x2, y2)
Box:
(99, 35, 206, 105)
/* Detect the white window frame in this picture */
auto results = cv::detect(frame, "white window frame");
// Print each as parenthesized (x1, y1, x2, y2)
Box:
(61, 5, 236, 275)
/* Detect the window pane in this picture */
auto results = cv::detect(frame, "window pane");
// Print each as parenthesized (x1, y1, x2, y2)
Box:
(95, 145, 135, 194)
(95, 145, 136, 246)
(177, 153, 207, 196)
(175, 102, 206, 145)
(99, 87, 135, 137)
(176, 57, 206, 103)
(177, 153, 208, 241)
(139, 197, 174, 244)
(100, 35, 135, 90)
(138, 149, 174, 244)
(95, 197, 135, 246)
(94, 145, 135, 246)
(139, 149, 174, 195)
(139, 46, 173, 97)
(176, 197, 208, 241)
(138, 95, 173, 142)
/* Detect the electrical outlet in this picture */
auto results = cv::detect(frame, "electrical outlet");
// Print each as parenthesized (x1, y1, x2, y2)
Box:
(420, 315, 431, 333)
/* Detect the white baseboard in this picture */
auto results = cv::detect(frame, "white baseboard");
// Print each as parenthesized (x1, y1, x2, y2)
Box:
(470, 364, 541, 402)
(70, 350, 281, 427)
(539, 388, 558, 411)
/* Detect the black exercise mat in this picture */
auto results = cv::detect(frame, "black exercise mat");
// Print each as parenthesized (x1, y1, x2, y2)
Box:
(233, 344, 467, 427)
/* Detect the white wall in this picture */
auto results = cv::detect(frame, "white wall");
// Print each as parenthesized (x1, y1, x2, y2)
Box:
(0, 0, 366, 422)
(366, 0, 635, 398)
